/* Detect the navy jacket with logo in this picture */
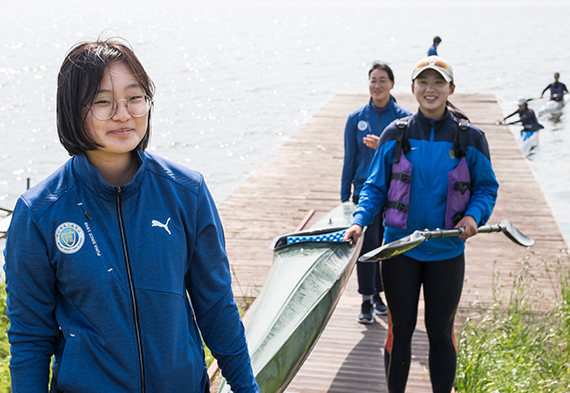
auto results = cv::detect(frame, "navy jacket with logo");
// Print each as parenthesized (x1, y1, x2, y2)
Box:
(341, 96, 411, 202)
(4, 152, 259, 392)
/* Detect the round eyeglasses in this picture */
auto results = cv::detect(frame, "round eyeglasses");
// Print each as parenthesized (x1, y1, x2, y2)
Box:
(90, 94, 153, 121)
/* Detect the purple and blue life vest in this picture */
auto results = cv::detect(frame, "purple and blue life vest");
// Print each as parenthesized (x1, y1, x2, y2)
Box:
(384, 117, 472, 230)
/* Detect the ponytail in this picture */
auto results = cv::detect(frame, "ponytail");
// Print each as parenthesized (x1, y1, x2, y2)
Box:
(446, 100, 470, 122)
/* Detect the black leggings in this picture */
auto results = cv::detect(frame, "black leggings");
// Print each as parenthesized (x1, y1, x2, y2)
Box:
(382, 253, 464, 393)
(353, 195, 385, 295)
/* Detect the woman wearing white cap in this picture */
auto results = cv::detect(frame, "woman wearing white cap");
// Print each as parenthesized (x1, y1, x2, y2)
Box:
(344, 56, 499, 392)
(501, 98, 539, 127)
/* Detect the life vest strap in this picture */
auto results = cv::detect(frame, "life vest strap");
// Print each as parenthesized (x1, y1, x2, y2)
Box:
(454, 181, 472, 195)
(394, 117, 411, 163)
(385, 201, 409, 213)
(453, 119, 470, 158)
(390, 172, 411, 183)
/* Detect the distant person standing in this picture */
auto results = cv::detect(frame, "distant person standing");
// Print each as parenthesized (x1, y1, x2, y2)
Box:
(341, 62, 411, 324)
(428, 36, 441, 56)
(540, 72, 569, 101)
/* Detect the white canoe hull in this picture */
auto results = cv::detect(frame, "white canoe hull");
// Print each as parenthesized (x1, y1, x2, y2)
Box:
(520, 130, 539, 156)
(538, 100, 564, 117)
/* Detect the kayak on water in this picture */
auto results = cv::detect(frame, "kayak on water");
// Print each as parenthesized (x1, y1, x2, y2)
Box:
(520, 122, 543, 157)
(538, 98, 565, 117)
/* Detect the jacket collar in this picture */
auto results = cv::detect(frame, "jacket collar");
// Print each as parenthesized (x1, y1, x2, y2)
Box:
(368, 96, 395, 113)
(414, 107, 454, 130)
(72, 151, 147, 202)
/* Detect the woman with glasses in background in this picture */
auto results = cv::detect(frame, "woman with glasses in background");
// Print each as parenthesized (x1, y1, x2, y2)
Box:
(340, 62, 411, 324)
(4, 38, 259, 393)
(344, 56, 499, 392)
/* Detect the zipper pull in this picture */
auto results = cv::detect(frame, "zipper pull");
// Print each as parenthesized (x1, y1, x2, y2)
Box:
(77, 203, 93, 221)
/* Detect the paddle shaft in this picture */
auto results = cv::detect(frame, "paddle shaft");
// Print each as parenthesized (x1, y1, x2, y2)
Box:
(422, 224, 504, 240)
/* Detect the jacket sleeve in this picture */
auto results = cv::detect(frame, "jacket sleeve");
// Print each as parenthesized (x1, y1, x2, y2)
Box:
(340, 115, 357, 202)
(464, 133, 499, 226)
(4, 198, 58, 392)
(352, 139, 394, 228)
(185, 180, 259, 393)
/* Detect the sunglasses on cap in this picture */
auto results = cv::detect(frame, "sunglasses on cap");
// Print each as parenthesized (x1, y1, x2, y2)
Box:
(412, 56, 454, 83)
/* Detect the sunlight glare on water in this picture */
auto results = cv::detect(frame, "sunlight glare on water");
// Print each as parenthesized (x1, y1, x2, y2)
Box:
(1, 0, 569, 243)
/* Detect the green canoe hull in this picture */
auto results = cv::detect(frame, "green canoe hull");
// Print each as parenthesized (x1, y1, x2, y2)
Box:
(218, 202, 362, 393)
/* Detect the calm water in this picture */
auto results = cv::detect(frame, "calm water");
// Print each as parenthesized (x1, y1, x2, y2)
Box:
(1, 1, 569, 245)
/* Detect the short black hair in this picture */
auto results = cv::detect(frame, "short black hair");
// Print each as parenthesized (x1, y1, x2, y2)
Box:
(368, 62, 395, 82)
(433, 36, 442, 44)
(56, 38, 155, 156)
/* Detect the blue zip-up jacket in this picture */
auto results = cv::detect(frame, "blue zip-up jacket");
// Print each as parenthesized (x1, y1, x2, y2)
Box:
(353, 109, 499, 261)
(4, 152, 259, 393)
(428, 44, 438, 56)
(340, 97, 411, 202)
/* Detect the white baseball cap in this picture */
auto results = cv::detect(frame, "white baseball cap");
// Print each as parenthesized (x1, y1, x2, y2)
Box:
(412, 56, 454, 83)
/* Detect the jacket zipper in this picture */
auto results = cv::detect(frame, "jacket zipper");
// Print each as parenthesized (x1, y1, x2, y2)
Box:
(116, 186, 146, 393)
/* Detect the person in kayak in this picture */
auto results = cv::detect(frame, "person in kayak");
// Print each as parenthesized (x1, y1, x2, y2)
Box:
(341, 62, 411, 324)
(540, 72, 569, 102)
(4, 38, 259, 393)
(428, 36, 442, 56)
(344, 55, 499, 392)
(501, 98, 540, 127)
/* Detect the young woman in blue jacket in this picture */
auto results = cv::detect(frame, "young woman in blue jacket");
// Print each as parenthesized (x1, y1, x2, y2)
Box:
(341, 63, 411, 324)
(344, 56, 499, 392)
(4, 39, 259, 393)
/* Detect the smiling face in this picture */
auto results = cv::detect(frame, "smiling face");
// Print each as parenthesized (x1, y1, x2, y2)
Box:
(411, 69, 455, 120)
(85, 61, 149, 164)
(369, 68, 395, 107)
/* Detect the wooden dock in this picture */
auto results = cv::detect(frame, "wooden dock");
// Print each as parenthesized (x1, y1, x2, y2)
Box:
(212, 93, 568, 392)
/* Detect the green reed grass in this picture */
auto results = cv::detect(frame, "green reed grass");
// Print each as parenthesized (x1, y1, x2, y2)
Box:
(455, 258, 570, 392)
(0, 285, 10, 393)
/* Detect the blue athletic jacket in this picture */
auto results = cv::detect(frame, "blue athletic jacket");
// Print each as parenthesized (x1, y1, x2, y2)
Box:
(4, 152, 259, 393)
(353, 109, 499, 261)
(341, 97, 411, 202)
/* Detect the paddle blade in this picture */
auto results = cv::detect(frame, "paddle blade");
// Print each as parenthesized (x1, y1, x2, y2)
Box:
(358, 231, 426, 262)
(499, 219, 534, 247)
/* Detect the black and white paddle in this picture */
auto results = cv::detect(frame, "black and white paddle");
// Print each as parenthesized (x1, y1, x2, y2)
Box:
(358, 219, 534, 262)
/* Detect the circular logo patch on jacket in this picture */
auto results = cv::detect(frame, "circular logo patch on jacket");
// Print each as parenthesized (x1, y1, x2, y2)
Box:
(357, 120, 368, 131)
(55, 222, 85, 254)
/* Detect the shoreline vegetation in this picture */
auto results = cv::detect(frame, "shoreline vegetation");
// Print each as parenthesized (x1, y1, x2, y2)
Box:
(455, 253, 570, 392)
(0, 254, 568, 391)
